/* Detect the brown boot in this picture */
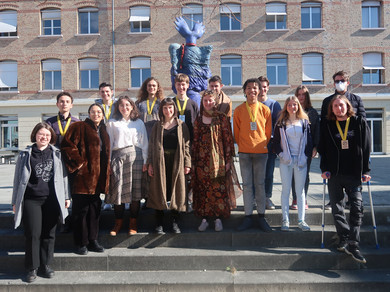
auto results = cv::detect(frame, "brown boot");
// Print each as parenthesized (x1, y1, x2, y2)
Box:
(129, 218, 137, 235)
(110, 219, 123, 236)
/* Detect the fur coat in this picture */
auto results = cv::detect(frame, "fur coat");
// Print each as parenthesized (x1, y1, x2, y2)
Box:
(61, 118, 110, 195)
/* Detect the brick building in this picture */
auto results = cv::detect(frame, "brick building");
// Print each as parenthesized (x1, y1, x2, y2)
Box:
(0, 0, 389, 156)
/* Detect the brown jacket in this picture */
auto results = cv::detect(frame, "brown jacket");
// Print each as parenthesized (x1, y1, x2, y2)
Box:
(147, 118, 191, 211)
(217, 91, 232, 119)
(61, 118, 110, 195)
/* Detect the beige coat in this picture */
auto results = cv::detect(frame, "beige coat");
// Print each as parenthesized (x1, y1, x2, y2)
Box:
(147, 118, 191, 211)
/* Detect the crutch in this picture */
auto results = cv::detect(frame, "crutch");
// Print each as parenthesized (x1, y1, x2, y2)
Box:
(366, 180, 379, 249)
(321, 177, 328, 249)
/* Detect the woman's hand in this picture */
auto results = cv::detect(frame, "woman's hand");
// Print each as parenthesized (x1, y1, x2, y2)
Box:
(65, 200, 71, 209)
(184, 167, 191, 175)
(148, 164, 154, 177)
(362, 174, 371, 182)
(312, 147, 318, 158)
(12, 205, 15, 213)
(321, 172, 331, 179)
(142, 164, 148, 172)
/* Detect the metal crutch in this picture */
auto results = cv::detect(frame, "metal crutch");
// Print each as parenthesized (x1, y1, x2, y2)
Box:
(321, 178, 327, 249)
(366, 180, 380, 249)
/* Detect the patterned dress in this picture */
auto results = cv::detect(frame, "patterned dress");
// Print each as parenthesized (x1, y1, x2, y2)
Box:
(192, 112, 236, 218)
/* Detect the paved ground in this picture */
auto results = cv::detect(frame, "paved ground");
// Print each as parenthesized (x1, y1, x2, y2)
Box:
(1, 154, 389, 211)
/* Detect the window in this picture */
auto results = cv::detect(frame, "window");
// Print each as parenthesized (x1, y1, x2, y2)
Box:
(221, 55, 242, 86)
(301, 2, 321, 29)
(41, 9, 61, 35)
(0, 116, 18, 150)
(363, 52, 384, 84)
(366, 110, 383, 153)
(0, 10, 17, 37)
(78, 7, 98, 34)
(220, 3, 241, 31)
(362, 1, 381, 28)
(0, 61, 17, 91)
(302, 53, 323, 84)
(266, 2, 287, 30)
(130, 57, 151, 88)
(79, 58, 99, 89)
(42, 59, 61, 90)
(129, 6, 150, 33)
(267, 54, 287, 85)
(182, 4, 203, 30)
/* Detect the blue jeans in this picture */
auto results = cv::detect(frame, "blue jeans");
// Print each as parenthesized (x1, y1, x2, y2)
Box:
(279, 156, 307, 222)
(265, 152, 277, 198)
(239, 153, 268, 215)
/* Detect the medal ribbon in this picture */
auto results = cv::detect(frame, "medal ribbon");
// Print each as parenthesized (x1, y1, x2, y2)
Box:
(57, 115, 71, 136)
(147, 98, 157, 115)
(176, 98, 188, 116)
(245, 101, 258, 123)
(336, 117, 350, 141)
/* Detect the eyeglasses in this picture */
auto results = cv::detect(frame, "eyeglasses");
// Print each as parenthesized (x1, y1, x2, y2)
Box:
(335, 80, 346, 84)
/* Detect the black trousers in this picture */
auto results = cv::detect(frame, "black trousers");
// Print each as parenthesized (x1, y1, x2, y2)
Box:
(328, 174, 364, 245)
(72, 194, 101, 247)
(23, 195, 60, 270)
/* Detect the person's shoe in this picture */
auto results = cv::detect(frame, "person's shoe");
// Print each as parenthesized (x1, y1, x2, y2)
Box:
(324, 202, 332, 210)
(198, 219, 209, 232)
(172, 222, 181, 234)
(87, 240, 104, 253)
(38, 265, 54, 278)
(237, 216, 253, 231)
(75, 245, 88, 255)
(155, 225, 164, 235)
(258, 216, 272, 233)
(298, 220, 311, 232)
(266, 198, 275, 210)
(290, 200, 298, 210)
(345, 244, 367, 264)
(128, 218, 137, 235)
(214, 219, 223, 232)
(26, 269, 37, 283)
(103, 203, 112, 211)
(305, 201, 309, 210)
(281, 220, 289, 231)
(110, 219, 123, 236)
(337, 240, 348, 253)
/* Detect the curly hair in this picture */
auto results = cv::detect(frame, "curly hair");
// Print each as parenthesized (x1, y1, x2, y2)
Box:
(136, 77, 164, 102)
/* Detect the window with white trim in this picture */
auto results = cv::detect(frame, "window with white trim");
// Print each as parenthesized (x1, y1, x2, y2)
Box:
(302, 53, 323, 84)
(266, 2, 287, 30)
(0, 10, 17, 37)
(41, 9, 61, 35)
(79, 58, 99, 89)
(0, 61, 17, 91)
(267, 54, 288, 85)
(129, 6, 150, 33)
(362, 1, 381, 28)
(301, 2, 321, 29)
(220, 3, 241, 31)
(0, 116, 18, 150)
(182, 4, 203, 30)
(42, 59, 61, 90)
(130, 57, 151, 87)
(221, 55, 242, 86)
(363, 52, 384, 84)
(78, 7, 98, 34)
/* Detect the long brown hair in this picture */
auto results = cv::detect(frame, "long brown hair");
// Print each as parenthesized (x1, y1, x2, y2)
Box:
(327, 95, 355, 121)
(294, 85, 312, 109)
(276, 96, 309, 126)
(136, 77, 164, 102)
(113, 96, 140, 121)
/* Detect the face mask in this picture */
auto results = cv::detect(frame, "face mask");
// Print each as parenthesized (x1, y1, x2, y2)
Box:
(335, 82, 347, 92)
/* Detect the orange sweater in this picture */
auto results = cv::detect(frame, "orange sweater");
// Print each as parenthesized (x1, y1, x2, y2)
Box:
(233, 101, 272, 154)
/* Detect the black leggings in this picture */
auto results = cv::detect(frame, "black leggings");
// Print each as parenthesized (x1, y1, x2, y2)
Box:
(114, 201, 140, 219)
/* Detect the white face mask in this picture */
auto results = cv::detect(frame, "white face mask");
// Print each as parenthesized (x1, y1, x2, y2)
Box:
(335, 82, 347, 92)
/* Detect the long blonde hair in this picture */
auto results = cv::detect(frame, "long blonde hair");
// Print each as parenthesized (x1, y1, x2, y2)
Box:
(276, 96, 309, 126)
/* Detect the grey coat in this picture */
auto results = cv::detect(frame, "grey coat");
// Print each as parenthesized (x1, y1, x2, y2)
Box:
(11, 144, 70, 229)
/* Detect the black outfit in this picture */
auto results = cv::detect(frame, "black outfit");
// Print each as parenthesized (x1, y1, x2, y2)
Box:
(173, 97, 199, 141)
(321, 90, 366, 121)
(318, 116, 371, 246)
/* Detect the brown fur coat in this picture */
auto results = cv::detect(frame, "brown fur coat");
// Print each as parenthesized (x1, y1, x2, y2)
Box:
(61, 118, 110, 195)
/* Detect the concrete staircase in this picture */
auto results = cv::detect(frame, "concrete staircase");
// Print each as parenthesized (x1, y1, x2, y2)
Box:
(0, 207, 390, 291)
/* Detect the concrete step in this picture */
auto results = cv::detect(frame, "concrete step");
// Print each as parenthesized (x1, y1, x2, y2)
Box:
(2, 246, 390, 274)
(1, 269, 390, 291)
(1, 225, 388, 250)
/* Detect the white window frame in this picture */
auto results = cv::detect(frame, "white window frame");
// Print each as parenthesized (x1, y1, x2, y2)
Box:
(363, 52, 384, 84)
(266, 54, 288, 85)
(79, 58, 99, 89)
(301, 2, 322, 29)
(362, 1, 381, 28)
(0, 61, 17, 91)
(219, 3, 241, 31)
(78, 7, 98, 34)
(220, 55, 242, 86)
(302, 53, 323, 84)
(182, 4, 203, 30)
(129, 6, 150, 33)
(0, 10, 17, 37)
(130, 57, 151, 88)
(41, 9, 61, 36)
(0, 116, 18, 150)
(42, 59, 62, 90)
(266, 2, 287, 30)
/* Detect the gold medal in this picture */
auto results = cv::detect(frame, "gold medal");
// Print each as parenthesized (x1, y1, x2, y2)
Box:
(341, 140, 349, 149)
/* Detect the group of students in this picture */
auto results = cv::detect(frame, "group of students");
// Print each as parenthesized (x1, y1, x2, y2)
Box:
(11, 70, 371, 283)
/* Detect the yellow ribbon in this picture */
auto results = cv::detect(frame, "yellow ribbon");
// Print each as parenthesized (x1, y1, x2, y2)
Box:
(176, 98, 188, 116)
(245, 101, 259, 123)
(336, 117, 350, 140)
(147, 98, 157, 115)
(57, 115, 71, 136)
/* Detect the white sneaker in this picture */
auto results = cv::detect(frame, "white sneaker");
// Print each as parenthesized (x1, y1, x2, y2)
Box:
(266, 198, 276, 210)
(298, 220, 311, 231)
(281, 220, 289, 231)
(214, 219, 223, 232)
(103, 204, 112, 211)
(125, 203, 130, 210)
(198, 219, 209, 232)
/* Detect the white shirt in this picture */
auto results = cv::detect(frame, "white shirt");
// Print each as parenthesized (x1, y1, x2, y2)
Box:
(106, 118, 148, 164)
